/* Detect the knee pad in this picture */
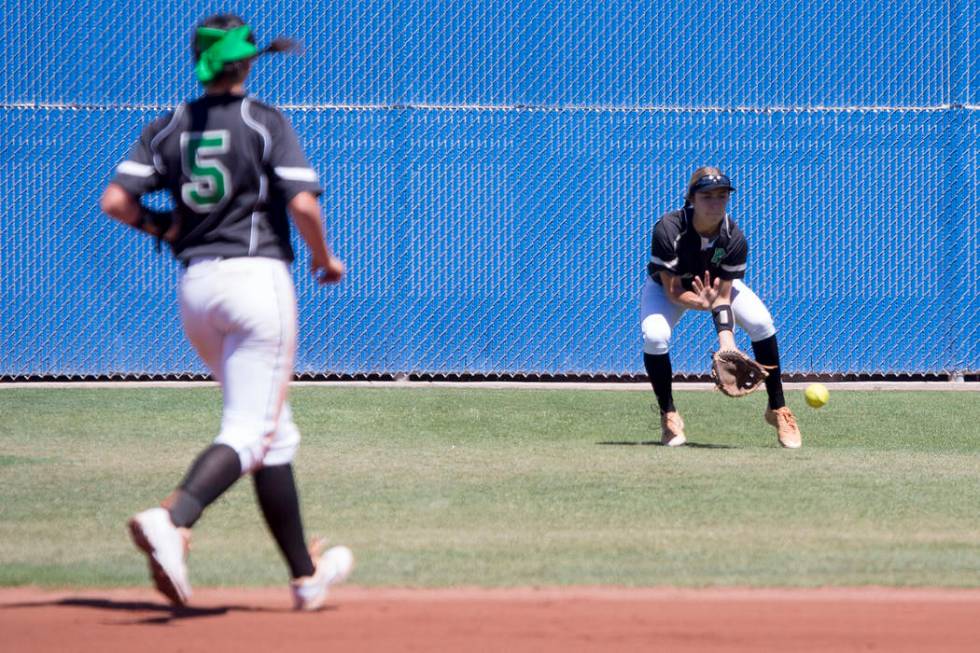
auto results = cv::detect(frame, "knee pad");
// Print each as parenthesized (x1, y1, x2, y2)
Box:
(642, 314, 672, 355)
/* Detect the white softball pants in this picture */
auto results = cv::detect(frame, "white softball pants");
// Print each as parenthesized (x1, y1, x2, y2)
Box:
(641, 278, 776, 355)
(179, 256, 300, 474)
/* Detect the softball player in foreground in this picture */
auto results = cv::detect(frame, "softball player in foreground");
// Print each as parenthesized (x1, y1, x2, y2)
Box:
(642, 167, 802, 448)
(100, 14, 352, 609)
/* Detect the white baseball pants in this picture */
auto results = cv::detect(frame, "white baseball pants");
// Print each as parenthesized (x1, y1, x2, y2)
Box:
(641, 277, 776, 355)
(179, 256, 300, 473)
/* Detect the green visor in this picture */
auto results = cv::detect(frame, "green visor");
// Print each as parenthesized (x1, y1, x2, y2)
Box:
(194, 25, 259, 85)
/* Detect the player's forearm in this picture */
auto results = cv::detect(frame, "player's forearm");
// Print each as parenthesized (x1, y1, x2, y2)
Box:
(291, 208, 332, 261)
(716, 329, 736, 350)
(288, 192, 335, 262)
(100, 184, 174, 239)
(711, 282, 735, 350)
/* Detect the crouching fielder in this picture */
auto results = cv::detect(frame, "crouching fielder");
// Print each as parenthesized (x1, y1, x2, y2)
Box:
(100, 14, 352, 609)
(642, 167, 801, 448)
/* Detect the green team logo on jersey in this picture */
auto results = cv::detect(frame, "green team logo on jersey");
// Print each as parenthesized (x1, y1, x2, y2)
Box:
(180, 130, 231, 212)
(711, 248, 725, 265)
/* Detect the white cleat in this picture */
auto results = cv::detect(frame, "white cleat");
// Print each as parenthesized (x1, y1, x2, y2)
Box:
(290, 539, 354, 611)
(128, 507, 192, 606)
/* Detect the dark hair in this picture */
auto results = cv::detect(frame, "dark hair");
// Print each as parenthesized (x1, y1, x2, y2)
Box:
(192, 14, 300, 86)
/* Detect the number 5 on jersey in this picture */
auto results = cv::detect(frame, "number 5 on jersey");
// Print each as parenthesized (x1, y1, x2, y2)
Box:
(180, 130, 232, 212)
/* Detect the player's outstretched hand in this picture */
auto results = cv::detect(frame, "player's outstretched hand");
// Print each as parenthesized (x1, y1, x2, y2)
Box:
(313, 254, 345, 285)
(691, 271, 720, 309)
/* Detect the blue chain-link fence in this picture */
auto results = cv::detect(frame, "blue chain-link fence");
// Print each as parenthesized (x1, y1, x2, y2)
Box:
(1, 1, 976, 378)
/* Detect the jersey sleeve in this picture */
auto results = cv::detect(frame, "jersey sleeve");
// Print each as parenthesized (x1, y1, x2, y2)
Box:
(268, 111, 323, 201)
(110, 114, 169, 197)
(717, 232, 748, 280)
(648, 218, 681, 277)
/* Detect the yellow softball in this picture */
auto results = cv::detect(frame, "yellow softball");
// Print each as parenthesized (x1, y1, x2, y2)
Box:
(804, 383, 829, 408)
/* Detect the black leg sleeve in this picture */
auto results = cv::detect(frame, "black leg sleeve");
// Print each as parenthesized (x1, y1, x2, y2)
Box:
(751, 334, 786, 410)
(253, 464, 315, 579)
(168, 444, 242, 528)
(644, 352, 676, 414)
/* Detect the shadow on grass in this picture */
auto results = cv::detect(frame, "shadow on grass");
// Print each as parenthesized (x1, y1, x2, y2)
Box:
(597, 440, 736, 449)
(0, 596, 331, 624)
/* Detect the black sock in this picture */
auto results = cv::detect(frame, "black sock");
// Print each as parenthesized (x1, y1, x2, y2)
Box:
(644, 352, 676, 414)
(168, 444, 242, 528)
(752, 335, 785, 410)
(253, 464, 315, 579)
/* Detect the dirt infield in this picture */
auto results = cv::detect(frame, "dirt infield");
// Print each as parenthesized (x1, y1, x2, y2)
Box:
(3, 587, 979, 652)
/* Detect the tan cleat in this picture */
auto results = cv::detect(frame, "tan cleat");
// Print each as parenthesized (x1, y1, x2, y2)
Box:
(765, 407, 802, 449)
(660, 411, 686, 447)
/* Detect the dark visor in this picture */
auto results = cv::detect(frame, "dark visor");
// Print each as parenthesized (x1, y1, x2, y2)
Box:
(690, 174, 735, 194)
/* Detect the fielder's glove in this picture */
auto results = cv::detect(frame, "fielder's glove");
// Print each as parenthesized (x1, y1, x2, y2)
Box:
(710, 349, 770, 397)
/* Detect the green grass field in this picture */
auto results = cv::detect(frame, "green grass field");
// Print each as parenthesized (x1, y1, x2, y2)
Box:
(1, 387, 978, 589)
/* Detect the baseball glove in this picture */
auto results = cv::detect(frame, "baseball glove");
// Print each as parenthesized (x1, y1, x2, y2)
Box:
(710, 349, 769, 397)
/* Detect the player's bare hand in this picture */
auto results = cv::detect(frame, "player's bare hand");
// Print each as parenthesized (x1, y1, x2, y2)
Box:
(691, 272, 720, 309)
(313, 254, 345, 285)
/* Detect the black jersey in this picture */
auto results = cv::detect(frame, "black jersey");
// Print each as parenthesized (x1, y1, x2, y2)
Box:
(111, 93, 322, 263)
(647, 206, 748, 290)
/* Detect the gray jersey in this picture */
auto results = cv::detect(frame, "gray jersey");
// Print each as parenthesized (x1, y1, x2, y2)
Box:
(112, 93, 322, 263)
